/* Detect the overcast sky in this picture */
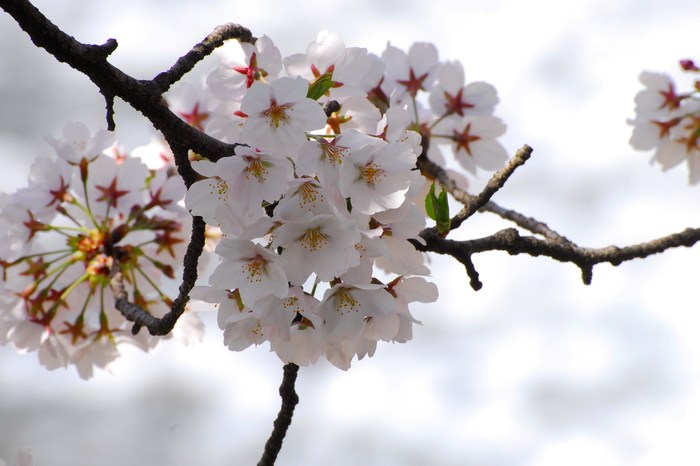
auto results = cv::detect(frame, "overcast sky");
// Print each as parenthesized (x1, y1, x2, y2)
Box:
(2, 1, 700, 465)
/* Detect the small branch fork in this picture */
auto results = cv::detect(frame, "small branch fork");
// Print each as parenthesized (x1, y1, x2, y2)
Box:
(0, 0, 247, 161)
(414, 144, 700, 290)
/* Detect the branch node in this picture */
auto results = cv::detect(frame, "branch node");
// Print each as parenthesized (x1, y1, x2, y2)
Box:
(463, 256, 483, 291)
(580, 264, 593, 285)
(98, 38, 118, 57)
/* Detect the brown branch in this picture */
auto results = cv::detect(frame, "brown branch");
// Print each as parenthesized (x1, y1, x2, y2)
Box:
(480, 201, 574, 243)
(0, 0, 253, 334)
(449, 144, 532, 231)
(110, 215, 206, 336)
(415, 226, 700, 288)
(0, 0, 244, 162)
(153, 23, 255, 93)
(417, 137, 572, 242)
(414, 141, 700, 288)
(258, 363, 300, 466)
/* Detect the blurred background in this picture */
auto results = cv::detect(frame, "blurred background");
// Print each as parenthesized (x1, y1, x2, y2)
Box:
(2, 0, 700, 465)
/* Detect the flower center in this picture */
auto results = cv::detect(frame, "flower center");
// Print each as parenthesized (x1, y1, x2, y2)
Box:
(244, 157, 269, 182)
(360, 163, 385, 185)
(321, 142, 346, 167)
(302, 226, 327, 251)
(242, 255, 266, 283)
(335, 288, 360, 315)
(297, 181, 321, 209)
(263, 99, 291, 128)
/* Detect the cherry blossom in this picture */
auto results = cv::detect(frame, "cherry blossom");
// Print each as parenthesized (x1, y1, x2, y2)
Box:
(429, 60, 499, 118)
(284, 30, 374, 96)
(239, 76, 327, 155)
(271, 214, 362, 285)
(0, 128, 200, 378)
(629, 64, 700, 184)
(2, 31, 524, 373)
(436, 114, 509, 174)
(207, 34, 282, 100)
(381, 42, 440, 104)
(45, 122, 115, 165)
(338, 139, 418, 215)
(209, 238, 289, 307)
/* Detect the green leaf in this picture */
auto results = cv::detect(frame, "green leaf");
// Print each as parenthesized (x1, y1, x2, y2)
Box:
(424, 182, 451, 235)
(307, 72, 335, 101)
(425, 182, 437, 220)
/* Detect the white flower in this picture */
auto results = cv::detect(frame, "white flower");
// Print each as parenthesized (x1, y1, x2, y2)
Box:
(324, 95, 382, 135)
(85, 154, 150, 216)
(72, 335, 121, 379)
(296, 138, 347, 184)
(633, 71, 681, 115)
(13, 156, 73, 222)
(285, 30, 374, 96)
(272, 214, 361, 285)
(318, 282, 397, 343)
(203, 100, 246, 143)
(223, 314, 267, 351)
(429, 60, 498, 118)
(438, 115, 508, 174)
(381, 42, 440, 103)
(209, 238, 289, 307)
(167, 81, 211, 131)
(207, 34, 282, 100)
(629, 72, 700, 184)
(0, 137, 190, 379)
(45, 122, 115, 165)
(273, 177, 341, 221)
(338, 140, 417, 215)
(187, 148, 291, 224)
(240, 77, 327, 156)
(147, 168, 187, 215)
(130, 138, 175, 169)
(189, 286, 244, 329)
(257, 286, 320, 343)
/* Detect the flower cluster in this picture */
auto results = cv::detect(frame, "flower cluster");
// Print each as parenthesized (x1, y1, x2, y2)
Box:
(629, 59, 700, 184)
(1, 31, 509, 376)
(174, 31, 507, 369)
(0, 123, 201, 378)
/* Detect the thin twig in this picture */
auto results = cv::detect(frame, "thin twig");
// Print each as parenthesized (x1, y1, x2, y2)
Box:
(416, 226, 700, 287)
(258, 363, 300, 466)
(110, 215, 206, 335)
(153, 23, 255, 93)
(480, 201, 574, 243)
(449, 144, 532, 231)
(417, 136, 571, 241)
(0, 0, 242, 161)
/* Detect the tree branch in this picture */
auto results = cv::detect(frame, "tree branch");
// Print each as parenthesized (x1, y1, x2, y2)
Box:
(450, 144, 532, 231)
(0, 0, 256, 335)
(153, 23, 255, 92)
(415, 226, 700, 288)
(418, 137, 573, 242)
(110, 215, 206, 335)
(258, 363, 300, 466)
(0, 0, 244, 162)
